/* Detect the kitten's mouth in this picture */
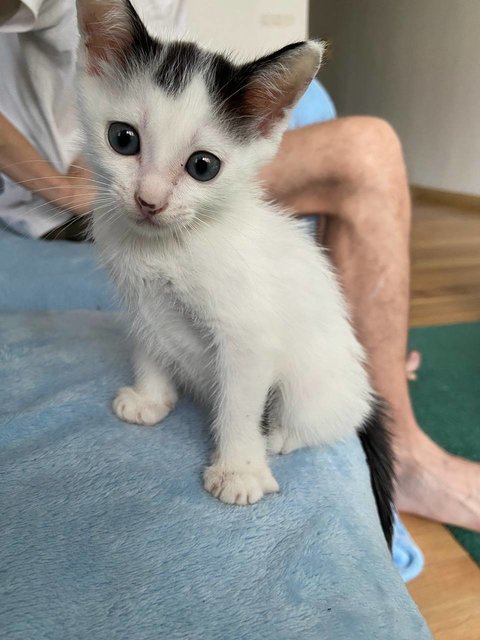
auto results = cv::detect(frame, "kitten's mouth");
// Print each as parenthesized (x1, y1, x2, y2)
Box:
(132, 210, 192, 232)
(135, 216, 160, 228)
(132, 215, 181, 234)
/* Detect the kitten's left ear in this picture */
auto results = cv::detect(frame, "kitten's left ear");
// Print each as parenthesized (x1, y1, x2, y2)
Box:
(239, 41, 325, 136)
(76, 0, 150, 75)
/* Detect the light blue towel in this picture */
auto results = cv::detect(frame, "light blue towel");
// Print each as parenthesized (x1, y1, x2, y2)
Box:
(0, 310, 431, 639)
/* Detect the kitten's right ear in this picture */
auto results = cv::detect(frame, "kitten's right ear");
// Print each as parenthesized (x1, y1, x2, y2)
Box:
(233, 40, 324, 137)
(76, 0, 148, 75)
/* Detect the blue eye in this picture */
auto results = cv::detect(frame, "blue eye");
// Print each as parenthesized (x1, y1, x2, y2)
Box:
(108, 122, 140, 156)
(185, 151, 221, 182)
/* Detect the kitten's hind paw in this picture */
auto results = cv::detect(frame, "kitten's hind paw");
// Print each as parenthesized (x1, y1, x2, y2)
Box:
(203, 463, 279, 505)
(268, 428, 305, 455)
(112, 386, 175, 426)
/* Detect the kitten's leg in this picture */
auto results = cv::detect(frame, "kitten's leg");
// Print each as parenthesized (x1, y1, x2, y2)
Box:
(113, 346, 177, 427)
(203, 348, 279, 505)
(267, 423, 303, 456)
(266, 368, 321, 455)
(267, 411, 308, 455)
(268, 358, 371, 455)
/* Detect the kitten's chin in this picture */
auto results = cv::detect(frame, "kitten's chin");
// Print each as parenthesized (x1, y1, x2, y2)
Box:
(134, 216, 162, 230)
(126, 212, 195, 238)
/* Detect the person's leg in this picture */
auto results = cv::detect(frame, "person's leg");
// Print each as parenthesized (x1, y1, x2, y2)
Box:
(261, 116, 480, 530)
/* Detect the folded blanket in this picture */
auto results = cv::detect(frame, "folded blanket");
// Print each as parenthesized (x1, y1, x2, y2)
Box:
(0, 310, 431, 639)
(393, 515, 424, 582)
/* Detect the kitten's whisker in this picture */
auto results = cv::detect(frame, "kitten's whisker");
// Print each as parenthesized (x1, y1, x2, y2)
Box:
(1, 159, 112, 186)
(38, 201, 116, 239)
(51, 200, 123, 239)
(23, 195, 113, 219)
(68, 163, 112, 181)
(11, 175, 111, 189)
(15, 185, 101, 196)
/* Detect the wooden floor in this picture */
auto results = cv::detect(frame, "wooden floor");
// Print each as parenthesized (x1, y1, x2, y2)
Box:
(403, 515, 480, 640)
(402, 197, 480, 639)
(410, 199, 480, 327)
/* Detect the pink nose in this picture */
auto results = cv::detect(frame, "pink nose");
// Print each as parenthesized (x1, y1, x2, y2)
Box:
(135, 193, 166, 216)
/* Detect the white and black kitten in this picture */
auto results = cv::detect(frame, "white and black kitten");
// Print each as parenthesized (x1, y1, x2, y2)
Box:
(76, 0, 394, 545)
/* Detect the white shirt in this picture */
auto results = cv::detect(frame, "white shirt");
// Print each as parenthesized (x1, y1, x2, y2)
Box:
(0, 0, 186, 238)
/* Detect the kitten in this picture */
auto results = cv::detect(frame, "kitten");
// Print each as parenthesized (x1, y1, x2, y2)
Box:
(76, 0, 395, 545)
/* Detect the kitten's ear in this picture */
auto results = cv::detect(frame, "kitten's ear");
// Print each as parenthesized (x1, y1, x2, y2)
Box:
(76, 0, 149, 75)
(240, 41, 325, 136)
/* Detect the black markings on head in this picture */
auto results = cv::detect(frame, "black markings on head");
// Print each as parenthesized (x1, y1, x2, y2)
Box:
(121, 2, 312, 141)
(154, 41, 206, 95)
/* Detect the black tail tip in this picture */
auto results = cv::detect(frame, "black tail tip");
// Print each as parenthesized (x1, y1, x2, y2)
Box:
(358, 398, 396, 550)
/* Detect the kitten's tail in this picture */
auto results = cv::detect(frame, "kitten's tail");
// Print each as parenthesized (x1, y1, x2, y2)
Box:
(358, 399, 396, 550)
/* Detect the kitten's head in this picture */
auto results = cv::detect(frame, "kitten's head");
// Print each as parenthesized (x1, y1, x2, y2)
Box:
(76, 0, 323, 237)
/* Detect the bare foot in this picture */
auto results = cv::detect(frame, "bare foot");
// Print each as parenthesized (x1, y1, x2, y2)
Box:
(406, 350, 421, 381)
(395, 427, 480, 531)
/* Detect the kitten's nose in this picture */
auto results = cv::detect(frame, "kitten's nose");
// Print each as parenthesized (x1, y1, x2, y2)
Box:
(135, 193, 166, 216)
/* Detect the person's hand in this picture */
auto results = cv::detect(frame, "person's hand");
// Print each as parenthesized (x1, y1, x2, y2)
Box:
(60, 159, 97, 217)
(0, 113, 98, 217)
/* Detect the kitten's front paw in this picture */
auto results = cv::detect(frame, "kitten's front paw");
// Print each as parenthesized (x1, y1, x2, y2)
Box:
(203, 463, 279, 505)
(112, 386, 176, 426)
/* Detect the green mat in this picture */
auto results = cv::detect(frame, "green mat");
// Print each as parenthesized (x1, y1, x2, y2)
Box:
(409, 322, 480, 563)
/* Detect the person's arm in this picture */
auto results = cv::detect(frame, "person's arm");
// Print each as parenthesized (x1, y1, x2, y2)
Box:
(1, 0, 20, 24)
(0, 112, 94, 216)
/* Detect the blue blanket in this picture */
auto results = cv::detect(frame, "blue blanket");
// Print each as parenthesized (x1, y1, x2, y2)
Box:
(0, 223, 425, 577)
(0, 310, 431, 639)
(0, 226, 115, 311)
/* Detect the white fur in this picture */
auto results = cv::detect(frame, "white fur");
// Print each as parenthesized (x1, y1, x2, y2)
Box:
(76, 37, 373, 506)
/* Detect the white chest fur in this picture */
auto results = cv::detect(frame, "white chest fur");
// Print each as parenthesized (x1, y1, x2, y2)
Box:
(95, 204, 373, 507)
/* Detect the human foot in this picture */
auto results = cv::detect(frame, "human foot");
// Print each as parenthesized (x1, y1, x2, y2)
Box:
(395, 428, 480, 531)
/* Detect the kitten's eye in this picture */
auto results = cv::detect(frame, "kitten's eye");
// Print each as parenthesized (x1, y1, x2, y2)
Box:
(107, 122, 140, 156)
(185, 151, 221, 182)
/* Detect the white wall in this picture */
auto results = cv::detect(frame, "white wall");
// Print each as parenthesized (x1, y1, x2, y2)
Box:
(185, 0, 308, 59)
(310, 0, 480, 195)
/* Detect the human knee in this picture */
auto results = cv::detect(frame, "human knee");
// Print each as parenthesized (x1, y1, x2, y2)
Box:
(334, 117, 410, 224)
(341, 117, 406, 188)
